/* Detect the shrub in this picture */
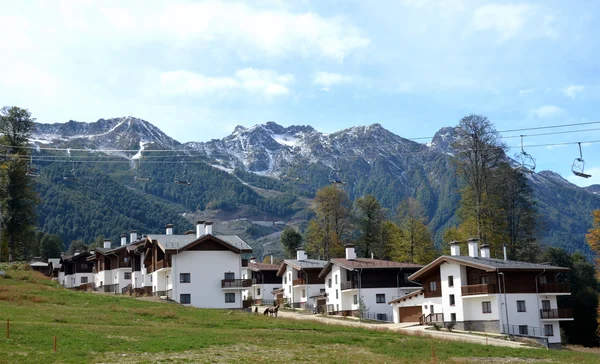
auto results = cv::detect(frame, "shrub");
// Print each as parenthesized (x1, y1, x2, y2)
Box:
(432, 323, 441, 331)
(446, 320, 456, 332)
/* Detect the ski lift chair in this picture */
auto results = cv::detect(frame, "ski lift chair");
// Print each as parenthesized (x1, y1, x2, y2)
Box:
(572, 142, 591, 178)
(134, 175, 150, 182)
(25, 157, 40, 177)
(329, 170, 346, 185)
(517, 135, 536, 173)
(174, 174, 191, 186)
(63, 169, 79, 182)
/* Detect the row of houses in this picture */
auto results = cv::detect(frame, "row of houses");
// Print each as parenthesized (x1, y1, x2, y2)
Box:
(53, 222, 573, 349)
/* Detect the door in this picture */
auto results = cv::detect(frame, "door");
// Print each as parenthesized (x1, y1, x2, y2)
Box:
(430, 305, 434, 314)
(399, 306, 423, 323)
(542, 300, 551, 311)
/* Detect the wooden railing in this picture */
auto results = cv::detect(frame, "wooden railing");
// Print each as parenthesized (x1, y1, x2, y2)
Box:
(461, 283, 495, 296)
(538, 283, 570, 294)
(155, 260, 165, 270)
(341, 281, 357, 290)
(292, 278, 306, 286)
(540, 308, 573, 319)
(419, 313, 444, 325)
(221, 279, 253, 288)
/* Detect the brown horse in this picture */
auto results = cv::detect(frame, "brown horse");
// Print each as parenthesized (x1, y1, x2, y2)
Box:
(263, 304, 280, 317)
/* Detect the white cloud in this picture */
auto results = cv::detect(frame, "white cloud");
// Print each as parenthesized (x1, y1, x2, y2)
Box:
(468, 3, 556, 41)
(562, 85, 585, 99)
(519, 88, 534, 96)
(313, 72, 353, 88)
(160, 68, 293, 97)
(48, 1, 369, 61)
(531, 105, 566, 118)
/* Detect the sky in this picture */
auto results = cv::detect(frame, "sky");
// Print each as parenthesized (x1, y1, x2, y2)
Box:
(1, 0, 599, 186)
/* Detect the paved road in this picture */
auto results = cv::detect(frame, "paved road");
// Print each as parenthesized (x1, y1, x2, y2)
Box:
(260, 307, 528, 349)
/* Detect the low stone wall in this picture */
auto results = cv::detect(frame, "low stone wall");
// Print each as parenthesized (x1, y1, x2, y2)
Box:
(445, 320, 500, 333)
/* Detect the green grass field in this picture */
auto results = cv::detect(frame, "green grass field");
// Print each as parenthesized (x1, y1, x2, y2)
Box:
(0, 269, 598, 363)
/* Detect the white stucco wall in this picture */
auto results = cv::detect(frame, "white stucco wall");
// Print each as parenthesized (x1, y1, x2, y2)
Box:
(390, 292, 426, 323)
(171, 250, 243, 309)
(64, 273, 94, 288)
(499, 293, 562, 343)
(440, 263, 467, 322)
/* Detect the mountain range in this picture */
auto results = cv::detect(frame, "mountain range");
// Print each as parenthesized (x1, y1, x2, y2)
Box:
(29, 117, 600, 257)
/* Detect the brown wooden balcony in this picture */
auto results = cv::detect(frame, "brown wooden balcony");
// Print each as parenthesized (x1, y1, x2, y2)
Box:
(540, 308, 573, 319)
(461, 284, 495, 296)
(538, 283, 570, 294)
(292, 278, 306, 286)
(156, 260, 165, 270)
(341, 281, 357, 290)
(221, 279, 253, 288)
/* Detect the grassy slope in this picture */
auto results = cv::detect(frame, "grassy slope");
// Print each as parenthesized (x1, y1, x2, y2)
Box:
(0, 270, 598, 363)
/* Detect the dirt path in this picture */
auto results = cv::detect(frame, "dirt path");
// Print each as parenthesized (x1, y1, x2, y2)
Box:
(264, 307, 529, 349)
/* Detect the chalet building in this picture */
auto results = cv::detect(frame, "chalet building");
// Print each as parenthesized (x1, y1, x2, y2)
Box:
(318, 244, 422, 321)
(141, 221, 253, 309)
(88, 231, 143, 293)
(242, 258, 280, 305)
(277, 249, 327, 309)
(59, 251, 94, 288)
(389, 239, 573, 349)
(48, 258, 61, 281)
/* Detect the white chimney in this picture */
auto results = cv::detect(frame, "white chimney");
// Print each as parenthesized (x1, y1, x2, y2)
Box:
(166, 224, 174, 235)
(467, 238, 479, 258)
(296, 248, 307, 261)
(503, 244, 508, 261)
(449, 241, 460, 256)
(120, 233, 127, 246)
(129, 230, 138, 243)
(196, 220, 205, 238)
(250, 256, 257, 264)
(480, 244, 490, 258)
(103, 240, 111, 249)
(74, 250, 80, 256)
(345, 244, 356, 260)
(205, 221, 213, 235)
(270, 255, 273, 264)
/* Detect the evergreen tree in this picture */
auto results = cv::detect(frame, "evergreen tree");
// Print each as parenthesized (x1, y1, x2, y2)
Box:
(0, 106, 39, 262)
(354, 194, 385, 258)
(280, 227, 303, 259)
(40, 233, 65, 260)
(67, 239, 89, 255)
(305, 186, 352, 260)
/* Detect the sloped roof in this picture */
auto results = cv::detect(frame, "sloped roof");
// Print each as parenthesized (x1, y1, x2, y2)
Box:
(277, 259, 328, 276)
(60, 252, 92, 263)
(388, 289, 423, 304)
(29, 261, 48, 267)
(248, 262, 279, 272)
(148, 234, 252, 254)
(48, 258, 61, 269)
(95, 240, 144, 255)
(319, 258, 423, 278)
(409, 255, 570, 281)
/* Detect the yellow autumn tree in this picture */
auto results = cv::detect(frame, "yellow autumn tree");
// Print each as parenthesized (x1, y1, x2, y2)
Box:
(586, 209, 600, 279)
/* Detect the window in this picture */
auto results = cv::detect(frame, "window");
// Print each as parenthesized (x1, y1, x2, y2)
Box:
(448, 275, 454, 287)
(449, 294, 455, 306)
(257, 288, 261, 296)
(544, 324, 554, 337)
(517, 300, 526, 312)
(518, 325, 528, 335)
(288, 286, 291, 293)
(335, 290, 339, 299)
(542, 300, 551, 311)
(284, 276, 287, 284)
(403, 272, 411, 283)
(225, 293, 235, 303)
(150, 275, 153, 282)
(288, 272, 292, 281)
(429, 281, 437, 292)
(482, 301, 492, 313)
(180, 273, 191, 283)
(480, 276, 490, 284)
(80, 263, 88, 270)
(180, 294, 191, 304)
(81, 277, 88, 283)
(320, 288, 325, 293)
(124, 257, 129, 264)
(376, 313, 387, 321)
(124, 272, 131, 280)
(376, 294, 386, 303)
(539, 275, 548, 284)
(335, 275, 338, 284)
(224, 272, 235, 280)
(353, 295, 358, 304)
(302, 289, 306, 298)
(328, 278, 332, 288)
(450, 313, 456, 322)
